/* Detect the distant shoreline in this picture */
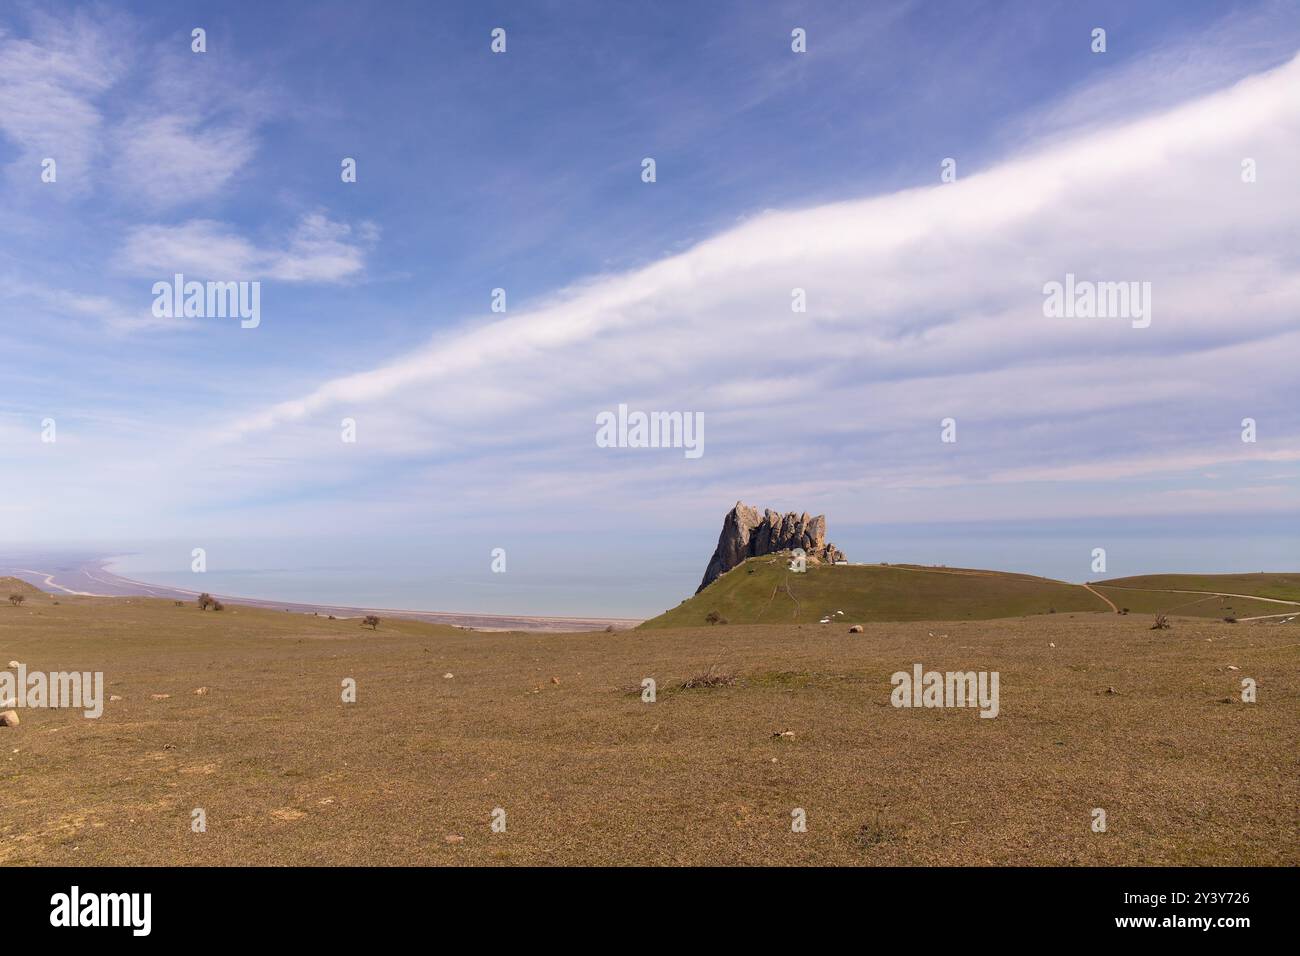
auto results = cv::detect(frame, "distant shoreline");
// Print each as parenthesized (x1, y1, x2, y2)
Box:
(2, 558, 644, 633)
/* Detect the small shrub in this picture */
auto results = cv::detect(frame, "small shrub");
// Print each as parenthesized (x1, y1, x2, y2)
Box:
(197, 593, 214, 610)
(680, 664, 736, 689)
(1223, 616, 1237, 624)
(174, 600, 185, 607)
(704, 610, 721, 625)
(211, 600, 225, 611)
(8, 593, 25, 606)
(363, 615, 380, 630)
(1151, 614, 1170, 630)
(852, 815, 896, 849)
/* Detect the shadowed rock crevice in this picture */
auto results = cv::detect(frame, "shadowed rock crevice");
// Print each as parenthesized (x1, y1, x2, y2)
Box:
(697, 502, 846, 593)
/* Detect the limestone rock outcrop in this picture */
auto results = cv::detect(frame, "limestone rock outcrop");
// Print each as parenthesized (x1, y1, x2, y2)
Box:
(696, 501, 846, 593)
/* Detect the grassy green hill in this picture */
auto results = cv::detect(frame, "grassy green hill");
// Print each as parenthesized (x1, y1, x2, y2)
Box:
(1090, 572, 1300, 621)
(1095, 573, 1300, 602)
(641, 556, 1107, 628)
(1089, 586, 1285, 619)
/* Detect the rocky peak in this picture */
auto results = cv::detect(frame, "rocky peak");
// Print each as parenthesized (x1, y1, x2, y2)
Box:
(696, 501, 846, 593)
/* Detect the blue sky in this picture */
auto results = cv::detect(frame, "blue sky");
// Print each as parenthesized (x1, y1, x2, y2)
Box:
(1, 1, 1298, 615)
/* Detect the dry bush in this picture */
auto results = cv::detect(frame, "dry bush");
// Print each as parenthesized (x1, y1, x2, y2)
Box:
(363, 615, 380, 630)
(679, 664, 736, 689)
(8, 594, 25, 606)
(1151, 614, 1171, 630)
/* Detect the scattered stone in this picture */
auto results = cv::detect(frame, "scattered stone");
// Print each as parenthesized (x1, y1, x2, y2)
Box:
(443, 673, 454, 679)
(1102, 686, 1119, 695)
(771, 730, 795, 738)
(1049, 642, 1056, 648)
(0, 710, 19, 727)
(150, 693, 171, 700)
(193, 687, 210, 696)
(109, 695, 122, 702)
(1226, 665, 1239, 671)
(444, 834, 464, 844)
(6, 661, 18, 669)
(849, 624, 864, 633)
(550, 676, 560, 685)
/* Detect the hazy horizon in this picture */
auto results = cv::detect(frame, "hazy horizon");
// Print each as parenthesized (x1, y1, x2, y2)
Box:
(6, 506, 1297, 617)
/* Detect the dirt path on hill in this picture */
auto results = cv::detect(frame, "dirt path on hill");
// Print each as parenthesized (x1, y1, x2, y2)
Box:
(1096, 585, 1300, 607)
(1081, 583, 1118, 612)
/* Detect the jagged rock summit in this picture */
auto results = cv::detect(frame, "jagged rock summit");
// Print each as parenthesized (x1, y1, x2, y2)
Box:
(696, 501, 846, 593)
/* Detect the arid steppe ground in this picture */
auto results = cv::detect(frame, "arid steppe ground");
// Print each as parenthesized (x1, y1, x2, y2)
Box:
(2, 594, 1296, 866)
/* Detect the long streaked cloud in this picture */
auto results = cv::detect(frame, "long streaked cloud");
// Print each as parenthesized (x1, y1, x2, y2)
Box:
(214, 48, 1300, 497)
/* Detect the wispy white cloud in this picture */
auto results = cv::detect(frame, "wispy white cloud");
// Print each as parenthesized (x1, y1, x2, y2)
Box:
(0, 274, 195, 334)
(117, 213, 377, 282)
(109, 113, 258, 209)
(0, 11, 267, 208)
(0, 11, 124, 195)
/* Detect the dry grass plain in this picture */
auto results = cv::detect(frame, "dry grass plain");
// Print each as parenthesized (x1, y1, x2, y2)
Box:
(2, 594, 1296, 866)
